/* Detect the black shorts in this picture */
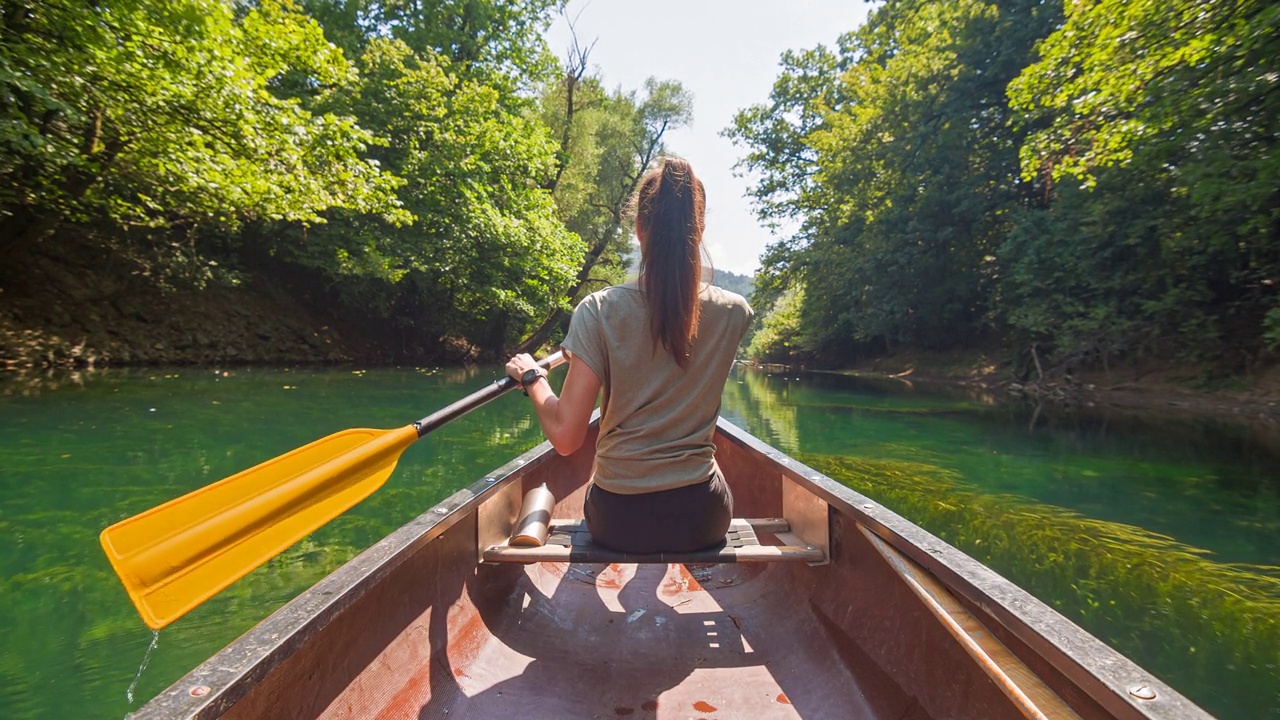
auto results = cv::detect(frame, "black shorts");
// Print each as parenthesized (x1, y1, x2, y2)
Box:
(584, 468, 733, 554)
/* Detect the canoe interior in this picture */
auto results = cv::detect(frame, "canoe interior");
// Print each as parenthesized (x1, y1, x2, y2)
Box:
(142, 421, 1209, 720)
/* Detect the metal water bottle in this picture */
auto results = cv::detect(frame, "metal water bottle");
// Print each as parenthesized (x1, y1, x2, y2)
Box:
(509, 483, 555, 547)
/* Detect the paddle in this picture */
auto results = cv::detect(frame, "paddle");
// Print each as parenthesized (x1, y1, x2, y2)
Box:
(101, 351, 565, 630)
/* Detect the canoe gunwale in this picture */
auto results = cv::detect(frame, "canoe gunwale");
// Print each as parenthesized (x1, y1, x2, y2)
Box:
(711, 418, 1213, 720)
(131, 435, 562, 720)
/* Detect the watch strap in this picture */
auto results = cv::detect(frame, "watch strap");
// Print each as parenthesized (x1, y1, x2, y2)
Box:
(520, 367, 547, 395)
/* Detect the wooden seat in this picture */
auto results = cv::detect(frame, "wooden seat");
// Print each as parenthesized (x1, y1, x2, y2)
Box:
(482, 517, 826, 564)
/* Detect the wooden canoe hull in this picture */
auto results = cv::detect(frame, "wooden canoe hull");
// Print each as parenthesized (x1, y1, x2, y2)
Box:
(134, 420, 1213, 719)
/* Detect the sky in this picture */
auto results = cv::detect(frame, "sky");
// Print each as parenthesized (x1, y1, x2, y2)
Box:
(542, 1, 871, 276)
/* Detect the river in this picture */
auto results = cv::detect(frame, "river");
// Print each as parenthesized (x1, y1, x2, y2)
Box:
(0, 364, 1276, 718)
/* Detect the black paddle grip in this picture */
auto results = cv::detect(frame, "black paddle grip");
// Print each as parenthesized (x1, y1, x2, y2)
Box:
(413, 351, 565, 437)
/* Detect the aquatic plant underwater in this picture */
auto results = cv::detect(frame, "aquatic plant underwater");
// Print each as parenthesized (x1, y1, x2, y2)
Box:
(805, 454, 1280, 718)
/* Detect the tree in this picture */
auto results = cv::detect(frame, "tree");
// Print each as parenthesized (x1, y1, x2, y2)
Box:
(2, 0, 622, 361)
(747, 282, 808, 363)
(266, 35, 584, 351)
(724, 43, 842, 233)
(998, 169, 1185, 368)
(513, 34, 692, 354)
(1007, 0, 1280, 363)
(730, 0, 1279, 368)
(0, 0, 402, 272)
(729, 0, 1060, 361)
(302, 0, 559, 93)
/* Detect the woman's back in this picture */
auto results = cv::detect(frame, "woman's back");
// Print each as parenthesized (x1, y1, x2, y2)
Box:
(562, 282, 752, 495)
(506, 157, 750, 553)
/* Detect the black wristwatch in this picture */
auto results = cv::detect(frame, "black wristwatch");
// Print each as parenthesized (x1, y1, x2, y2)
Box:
(520, 367, 547, 395)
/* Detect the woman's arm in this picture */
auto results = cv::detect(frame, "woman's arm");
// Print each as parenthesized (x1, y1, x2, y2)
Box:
(506, 353, 601, 455)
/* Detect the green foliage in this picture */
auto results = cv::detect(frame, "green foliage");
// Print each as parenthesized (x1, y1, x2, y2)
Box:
(298, 0, 559, 89)
(0, 0, 601, 355)
(746, 282, 808, 363)
(272, 36, 583, 345)
(542, 73, 692, 273)
(355, 0, 558, 90)
(1009, 0, 1280, 187)
(728, 0, 1060, 361)
(510, 62, 693, 354)
(998, 172, 1184, 364)
(729, 0, 1278, 369)
(712, 269, 755, 299)
(1265, 308, 1280, 353)
(1004, 0, 1280, 364)
(0, 0, 403, 249)
(724, 44, 840, 231)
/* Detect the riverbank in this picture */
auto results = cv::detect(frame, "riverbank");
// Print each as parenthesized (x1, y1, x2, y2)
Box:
(0, 281, 351, 371)
(0, 245, 478, 371)
(7, 248, 1276, 426)
(835, 350, 1280, 425)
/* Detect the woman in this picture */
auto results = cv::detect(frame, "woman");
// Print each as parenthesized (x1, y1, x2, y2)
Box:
(506, 157, 753, 553)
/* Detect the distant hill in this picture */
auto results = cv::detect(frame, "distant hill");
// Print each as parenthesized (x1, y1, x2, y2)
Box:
(622, 247, 756, 299)
(711, 269, 755, 298)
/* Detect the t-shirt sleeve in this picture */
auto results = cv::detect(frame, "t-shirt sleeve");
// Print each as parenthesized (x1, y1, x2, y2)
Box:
(561, 296, 606, 381)
(733, 296, 754, 344)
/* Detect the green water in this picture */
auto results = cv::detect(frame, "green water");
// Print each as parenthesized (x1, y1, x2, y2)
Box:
(0, 366, 1276, 718)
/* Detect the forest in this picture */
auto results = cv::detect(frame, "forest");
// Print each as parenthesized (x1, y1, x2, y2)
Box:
(733, 0, 1279, 374)
(1, 0, 690, 362)
(2, 0, 1276, 373)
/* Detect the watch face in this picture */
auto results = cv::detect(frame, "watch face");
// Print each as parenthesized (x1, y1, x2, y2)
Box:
(522, 369, 541, 385)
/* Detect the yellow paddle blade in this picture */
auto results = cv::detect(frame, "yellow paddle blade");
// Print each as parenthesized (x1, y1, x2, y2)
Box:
(100, 424, 420, 630)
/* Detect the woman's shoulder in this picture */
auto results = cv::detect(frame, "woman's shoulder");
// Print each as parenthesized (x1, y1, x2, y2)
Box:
(575, 284, 644, 314)
(703, 285, 753, 314)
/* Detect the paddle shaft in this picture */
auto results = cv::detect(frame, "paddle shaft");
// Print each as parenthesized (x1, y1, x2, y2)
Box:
(415, 351, 564, 436)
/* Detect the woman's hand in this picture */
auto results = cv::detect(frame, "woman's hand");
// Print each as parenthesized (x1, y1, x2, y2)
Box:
(505, 353, 539, 385)
(503, 351, 601, 456)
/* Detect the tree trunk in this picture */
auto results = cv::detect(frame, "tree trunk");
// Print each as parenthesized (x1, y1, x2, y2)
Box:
(513, 61, 679, 356)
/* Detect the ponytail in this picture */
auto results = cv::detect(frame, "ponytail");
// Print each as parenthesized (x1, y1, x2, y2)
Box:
(633, 157, 705, 367)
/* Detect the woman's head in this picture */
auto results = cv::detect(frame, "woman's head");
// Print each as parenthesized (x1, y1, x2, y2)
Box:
(632, 157, 705, 367)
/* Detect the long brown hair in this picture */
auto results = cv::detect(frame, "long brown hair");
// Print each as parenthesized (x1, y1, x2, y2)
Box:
(633, 157, 705, 367)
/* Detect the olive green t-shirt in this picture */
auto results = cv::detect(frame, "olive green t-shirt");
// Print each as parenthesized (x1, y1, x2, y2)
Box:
(560, 283, 753, 495)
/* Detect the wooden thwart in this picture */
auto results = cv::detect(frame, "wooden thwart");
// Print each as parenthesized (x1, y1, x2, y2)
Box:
(482, 517, 825, 564)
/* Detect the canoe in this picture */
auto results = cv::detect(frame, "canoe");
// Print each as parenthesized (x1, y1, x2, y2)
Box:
(132, 418, 1212, 719)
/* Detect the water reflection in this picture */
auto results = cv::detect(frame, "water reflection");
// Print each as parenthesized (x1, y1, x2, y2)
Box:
(721, 368, 801, 453)
(724, 364, 1280, 568)
(0, 365, 120, 396)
